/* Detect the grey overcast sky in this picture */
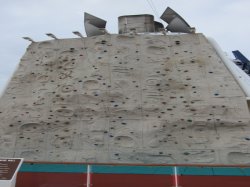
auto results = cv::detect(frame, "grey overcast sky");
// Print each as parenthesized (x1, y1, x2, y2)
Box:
(0, 0, 250, 93)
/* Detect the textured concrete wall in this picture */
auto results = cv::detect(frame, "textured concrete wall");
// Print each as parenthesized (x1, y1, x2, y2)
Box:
(0, 33, 249, 164)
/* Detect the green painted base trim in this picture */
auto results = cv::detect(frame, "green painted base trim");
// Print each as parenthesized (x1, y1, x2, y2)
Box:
(20, 163, 250, 176)
(20, 163, 87, 173)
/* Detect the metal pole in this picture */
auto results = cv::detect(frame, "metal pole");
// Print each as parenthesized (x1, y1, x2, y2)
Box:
(87, 165, 91, 187)
(174, 166, 178, 187)
(208, 37, 250, 97)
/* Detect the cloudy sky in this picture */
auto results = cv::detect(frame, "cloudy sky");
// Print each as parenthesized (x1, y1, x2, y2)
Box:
(0, 0, 250, 93)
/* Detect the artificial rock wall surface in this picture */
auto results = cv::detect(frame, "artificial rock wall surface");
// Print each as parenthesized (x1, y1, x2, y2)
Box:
(0, 33, 250, 164)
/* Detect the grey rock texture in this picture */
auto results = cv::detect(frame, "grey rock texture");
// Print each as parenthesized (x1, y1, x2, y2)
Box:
(0, 33, 250, 164)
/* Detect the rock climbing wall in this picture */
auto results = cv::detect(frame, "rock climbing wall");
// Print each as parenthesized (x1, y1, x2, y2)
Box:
(0, 33, 250, 164)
